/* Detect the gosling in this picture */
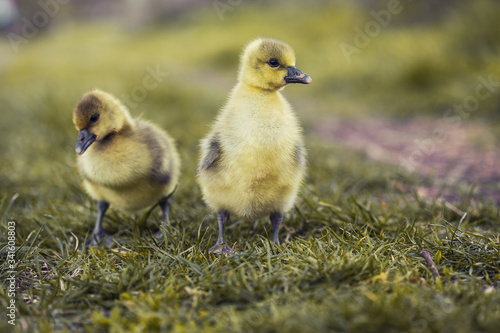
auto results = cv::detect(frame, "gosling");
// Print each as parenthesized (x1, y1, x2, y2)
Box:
(72, 89, 180, 247)
(197, 38, 311, 254)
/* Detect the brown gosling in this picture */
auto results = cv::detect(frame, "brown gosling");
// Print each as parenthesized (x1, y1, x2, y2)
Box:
(72, 89, 180, 247)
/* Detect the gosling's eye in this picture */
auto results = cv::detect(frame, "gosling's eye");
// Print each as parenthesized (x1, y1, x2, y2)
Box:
(90, 113, 99, 123)
(268, 58, 280, 68)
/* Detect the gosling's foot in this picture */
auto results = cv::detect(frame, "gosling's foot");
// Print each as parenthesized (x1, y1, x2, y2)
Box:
(209, 243, 233, 255)
(153, 229, 164, 238)
(152, 227, 175, 238)
(85, 230, 114, 248)
(152, 221, 175, 238)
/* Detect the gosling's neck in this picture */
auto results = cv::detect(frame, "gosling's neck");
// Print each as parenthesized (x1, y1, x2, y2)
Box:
(227, 82, 290, 124)
(234, 81, 285, 102)
(93, 121, 135, 151)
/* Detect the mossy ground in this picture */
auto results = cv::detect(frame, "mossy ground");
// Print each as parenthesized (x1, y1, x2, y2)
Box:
(0, 1, 499, 332)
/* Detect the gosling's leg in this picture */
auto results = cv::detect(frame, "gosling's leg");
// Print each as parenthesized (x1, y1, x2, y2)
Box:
(270, 211, 283, 245)
(86, 200, 113, 247)
(153, 197, 171, 238)
(209, 210, 232, 254)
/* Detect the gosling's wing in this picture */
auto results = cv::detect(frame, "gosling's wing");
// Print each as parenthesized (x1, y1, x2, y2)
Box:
(199, 135, 222, 171)
(138, 121, 173, 185)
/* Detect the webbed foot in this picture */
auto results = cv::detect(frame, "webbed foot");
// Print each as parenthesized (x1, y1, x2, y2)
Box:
(209, 242, 233, 255)
(85, 230, 114, 248)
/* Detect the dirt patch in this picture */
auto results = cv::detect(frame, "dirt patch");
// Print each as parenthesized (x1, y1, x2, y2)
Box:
(317, 117, 500, 205)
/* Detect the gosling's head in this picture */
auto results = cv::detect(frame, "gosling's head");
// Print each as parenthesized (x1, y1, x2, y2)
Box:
(238, 37, 312, 91)
(72, 89, 132, 155)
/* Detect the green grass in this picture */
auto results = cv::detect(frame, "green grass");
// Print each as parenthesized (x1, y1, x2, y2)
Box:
(1, 2, 499, 332)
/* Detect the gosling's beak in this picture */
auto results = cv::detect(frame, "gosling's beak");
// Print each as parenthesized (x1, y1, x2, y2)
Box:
(75, 129, 96, 155)
(284, 66, 312, 84)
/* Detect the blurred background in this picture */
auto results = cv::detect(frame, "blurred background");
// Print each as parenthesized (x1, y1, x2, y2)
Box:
(1, 2, 499, 330)
(0, 0, 499, 210)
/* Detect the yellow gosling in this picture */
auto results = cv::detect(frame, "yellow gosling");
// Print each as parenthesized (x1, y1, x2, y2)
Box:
(197, 38, 312, 254)
(72, 89, 180, 247)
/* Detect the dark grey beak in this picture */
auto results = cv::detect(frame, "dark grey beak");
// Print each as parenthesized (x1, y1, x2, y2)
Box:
(284, 66, 312, 84)
(75, 129, 96, 155)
